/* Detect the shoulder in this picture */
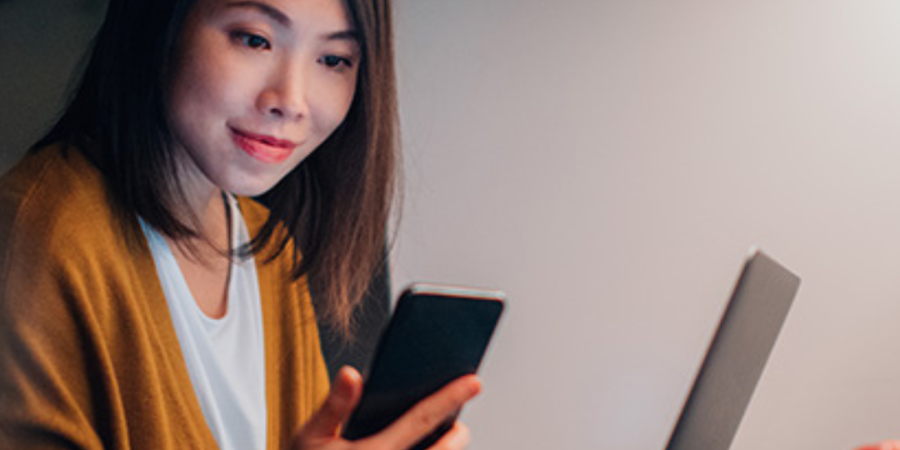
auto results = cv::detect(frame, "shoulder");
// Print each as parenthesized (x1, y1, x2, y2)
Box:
(0, 144, 118, 244)
(0, 145, 128, 294)
(0, 145, 132, 359)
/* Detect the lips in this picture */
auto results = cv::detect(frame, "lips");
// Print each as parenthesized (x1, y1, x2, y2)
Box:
(230, 127, 298, 164)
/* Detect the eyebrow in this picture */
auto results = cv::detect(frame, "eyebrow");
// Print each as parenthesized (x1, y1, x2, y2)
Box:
(325, 30, 361, 45)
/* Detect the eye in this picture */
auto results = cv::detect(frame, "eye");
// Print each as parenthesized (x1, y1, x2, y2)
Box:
(318, 55, 352, 69)
(232, 31, 271, 50)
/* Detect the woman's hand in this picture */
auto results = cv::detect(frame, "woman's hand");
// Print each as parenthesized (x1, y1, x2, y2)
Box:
(291, 366, 481, 450)
(855, 441, 900, 450)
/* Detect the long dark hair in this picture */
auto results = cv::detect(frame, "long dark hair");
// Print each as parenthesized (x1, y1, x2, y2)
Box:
(35, 0, 399, 337)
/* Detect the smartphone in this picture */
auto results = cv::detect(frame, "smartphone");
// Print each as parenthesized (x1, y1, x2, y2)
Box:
(342, 283, 505, 449)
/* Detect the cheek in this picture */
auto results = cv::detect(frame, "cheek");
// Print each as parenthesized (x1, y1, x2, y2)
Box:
(172, 62, 236, 118)
(312, 76, 359, 137)
(169, 64, 214, 137)
(169, 33, 254, 129)
(169, 69, 262, 161)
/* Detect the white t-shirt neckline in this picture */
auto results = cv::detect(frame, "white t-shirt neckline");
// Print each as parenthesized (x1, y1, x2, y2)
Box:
(140, 194, 268, 450)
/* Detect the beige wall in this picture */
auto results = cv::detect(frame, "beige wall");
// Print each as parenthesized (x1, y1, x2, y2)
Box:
(390, 1, 900, 449)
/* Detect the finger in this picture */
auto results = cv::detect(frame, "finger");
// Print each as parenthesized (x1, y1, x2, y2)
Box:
(430, 422, 470, 450)
(300, 366, 363, 439)
(368, 375, 481, 450)
(856, 442, 900, 450)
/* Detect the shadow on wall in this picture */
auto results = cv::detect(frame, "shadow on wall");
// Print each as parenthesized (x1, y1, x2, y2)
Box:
(0, 0, 107, 172)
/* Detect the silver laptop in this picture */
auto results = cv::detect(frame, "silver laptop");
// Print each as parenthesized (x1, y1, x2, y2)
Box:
(664, 249, 801, 450)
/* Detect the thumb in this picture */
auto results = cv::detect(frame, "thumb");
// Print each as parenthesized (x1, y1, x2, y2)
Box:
(300, 366, 364, 439)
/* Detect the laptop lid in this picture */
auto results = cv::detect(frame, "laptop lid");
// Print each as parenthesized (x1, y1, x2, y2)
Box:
(665, 249, 801, 450)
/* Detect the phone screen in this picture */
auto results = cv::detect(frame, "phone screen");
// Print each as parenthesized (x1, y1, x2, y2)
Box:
(342, 284, 504, 447)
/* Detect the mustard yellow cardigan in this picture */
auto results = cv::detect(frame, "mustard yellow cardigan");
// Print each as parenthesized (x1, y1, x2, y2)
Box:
(0, 146, 329, 449)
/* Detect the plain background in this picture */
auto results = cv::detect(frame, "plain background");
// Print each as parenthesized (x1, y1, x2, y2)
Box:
(3, 0, 900, 449)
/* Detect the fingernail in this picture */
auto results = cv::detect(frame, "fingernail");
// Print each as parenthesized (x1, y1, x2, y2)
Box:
(340, 366, 361, 382)
(467, 377, 483, 397)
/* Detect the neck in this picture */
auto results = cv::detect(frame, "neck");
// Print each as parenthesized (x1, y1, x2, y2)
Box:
(169, 153, 231, 255)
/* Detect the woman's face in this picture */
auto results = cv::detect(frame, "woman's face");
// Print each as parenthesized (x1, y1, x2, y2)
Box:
(167, 0, 360, 198)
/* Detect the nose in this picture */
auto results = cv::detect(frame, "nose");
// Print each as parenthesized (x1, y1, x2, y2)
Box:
(256, 61, 309, 121)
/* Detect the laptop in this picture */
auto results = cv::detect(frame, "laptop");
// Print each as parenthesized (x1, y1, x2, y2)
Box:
(664, 249, 801, 450)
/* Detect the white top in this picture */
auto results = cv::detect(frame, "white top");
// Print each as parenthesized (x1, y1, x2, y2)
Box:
(140, 195, 267, 450)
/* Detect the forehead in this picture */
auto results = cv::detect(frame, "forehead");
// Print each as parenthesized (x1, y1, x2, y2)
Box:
(194, 0, 354, 30)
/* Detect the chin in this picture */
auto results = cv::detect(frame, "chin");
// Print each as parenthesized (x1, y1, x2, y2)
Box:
(231, 184, 277, 198)
(224, 176, 282, 198)
(219, 162, 299, 198)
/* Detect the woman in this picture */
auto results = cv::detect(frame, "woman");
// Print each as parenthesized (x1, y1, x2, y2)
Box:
(0, 0, 479, 449)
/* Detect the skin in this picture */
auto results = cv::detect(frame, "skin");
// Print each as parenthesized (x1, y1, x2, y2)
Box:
(164, 1, 482, 448)
(856, 442, 900, 450)
(293, 367, 481, 450)
(165, 0, 360, 317)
